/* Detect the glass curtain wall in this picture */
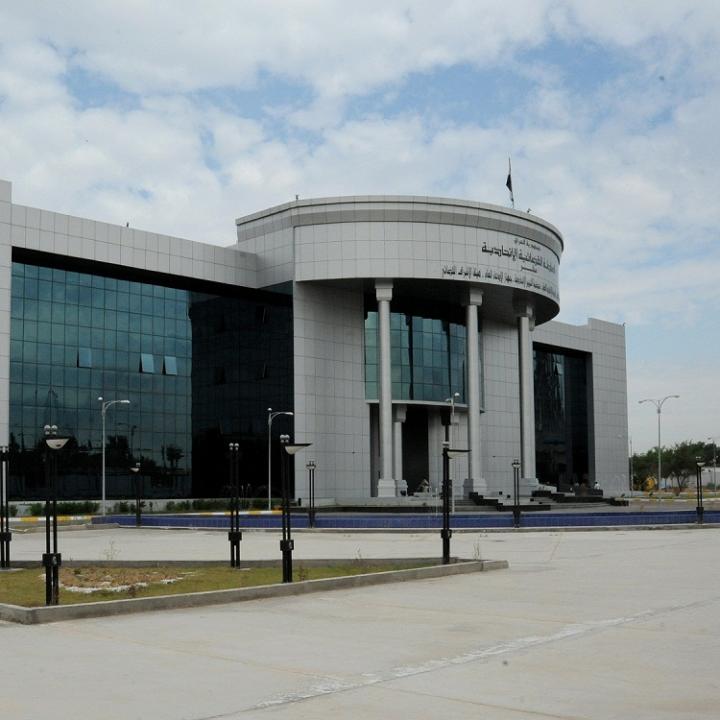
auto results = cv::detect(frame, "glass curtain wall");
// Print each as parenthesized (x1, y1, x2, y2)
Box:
(534, 344, 589, 490)
(8, 255, 292, 501)
(364, 301, 472, 403)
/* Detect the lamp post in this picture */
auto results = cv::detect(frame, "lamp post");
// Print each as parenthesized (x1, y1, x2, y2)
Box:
(512, 458, 521, 529)
(306, 459, 317, 528)
(98, 397, 131, 516)
(279, 435, 311, 582)
(441, 442, 469, 564)
(695, 457, 705, 524)
(444, 392, 460, 443)
(267, 408, 293, 511)
(708, 437, 718, 492)
(43, 424, 69, 605)
(228, 442, 242, 567)
(639, 395, 679, 491)
(0, 445, 10, 568)
(130, 462, 141, 527)
(445, 393, 461, 511)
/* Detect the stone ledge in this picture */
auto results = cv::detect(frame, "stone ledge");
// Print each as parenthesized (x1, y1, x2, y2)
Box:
(0, 559, 508, 625)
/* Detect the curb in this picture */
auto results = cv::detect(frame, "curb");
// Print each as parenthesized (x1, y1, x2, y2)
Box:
(0, 559, 507, 625)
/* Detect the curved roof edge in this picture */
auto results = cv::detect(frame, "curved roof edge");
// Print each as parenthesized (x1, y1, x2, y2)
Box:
(235, 195, 564, 254)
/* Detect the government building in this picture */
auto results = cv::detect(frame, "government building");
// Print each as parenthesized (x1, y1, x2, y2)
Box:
(0, 179, 629, 504)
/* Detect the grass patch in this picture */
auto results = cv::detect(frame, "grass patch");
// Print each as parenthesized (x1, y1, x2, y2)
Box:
(0, 562, 432, 607)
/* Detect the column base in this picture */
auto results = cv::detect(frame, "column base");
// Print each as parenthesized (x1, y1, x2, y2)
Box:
(520, 477, 539, 495)
(464, 477, 488, 498)
(377, 478, 397, 498)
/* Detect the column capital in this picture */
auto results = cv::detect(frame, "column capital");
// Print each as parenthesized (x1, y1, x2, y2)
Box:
(513, 299, 534, 318)
(466, 287, 484, 307)
(514, 300, 535, 330)
(394, 404, 407, 423)
(375, 279, 393, 302)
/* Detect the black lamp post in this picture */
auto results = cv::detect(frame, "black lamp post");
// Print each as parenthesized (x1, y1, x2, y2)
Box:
(43, 424, 69, 605)
(306, 459, 316, 528)
(0, 445, 10, 568)
(441, 442, 468, 564)
(279, 435, 311, 582)
(696, 456, 705, 524)
(228, 442, 242, 567)
(130, 462, 142, 527)
(512, 459, 521, 528)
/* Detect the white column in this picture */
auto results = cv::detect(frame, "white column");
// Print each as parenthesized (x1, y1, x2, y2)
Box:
(465, 288, 487, 497)
(376, 280, 396, 497)
(393, 404, 407, 495)
(516, 302, 538, 490)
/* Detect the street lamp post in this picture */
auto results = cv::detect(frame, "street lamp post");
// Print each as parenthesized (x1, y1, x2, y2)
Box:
(130, 462, 141, 527)
(441, 442, 469, 564)
(279, 435, 311, 582)
(228, 443, 242, 567)
(695, 457, 705, 524)
(267, 408, 293, 511)
(445, 393, 461, 511)
(639, 395, 679, 491)
(708, 437, 718, 492)
(0, 445, 10, 568)
(444, 392, 460, 443)
(512, 459, 521, 529)
(98, 397, 131, 516)
(306, 459, 317, 528)
(43, 424, 70, 605)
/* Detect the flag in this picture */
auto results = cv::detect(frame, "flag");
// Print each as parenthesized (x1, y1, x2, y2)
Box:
(506, 158, 515, 208)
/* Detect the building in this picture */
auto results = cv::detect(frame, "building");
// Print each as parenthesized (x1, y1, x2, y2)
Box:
(0, 179, 629, 503)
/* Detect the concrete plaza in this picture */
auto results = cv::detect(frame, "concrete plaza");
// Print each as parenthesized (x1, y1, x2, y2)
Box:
(1, 526, 719, 719)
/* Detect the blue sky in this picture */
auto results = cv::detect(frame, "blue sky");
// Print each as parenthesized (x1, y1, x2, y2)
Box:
(1, 1, 718, 451)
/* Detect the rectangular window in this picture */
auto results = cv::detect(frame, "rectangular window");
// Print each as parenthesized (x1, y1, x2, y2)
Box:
(140, 353, 156, 374)
(77, 348, 92, 368)
(163, 355, 178, 376)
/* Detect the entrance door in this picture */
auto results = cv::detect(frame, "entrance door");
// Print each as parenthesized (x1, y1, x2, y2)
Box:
(403, 406, 428, 494)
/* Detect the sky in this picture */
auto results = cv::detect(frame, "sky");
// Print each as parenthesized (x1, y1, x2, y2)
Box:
(0, 1, 718, 453)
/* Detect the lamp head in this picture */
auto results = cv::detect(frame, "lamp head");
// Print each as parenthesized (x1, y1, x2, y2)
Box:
(284, 442, 312, 456)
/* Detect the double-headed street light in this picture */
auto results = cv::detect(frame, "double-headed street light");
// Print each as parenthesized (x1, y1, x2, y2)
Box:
(97, 397, 130, 516)
(695, 457, 706, 524)
(638, 395, 679, 491)
(0, 445, 10, 568)
(279, 435, 311, 582)
(306, 459, 317, 528)
(444, 392, 461, 443)
(267, 408, 293, 511)
(227, 443, 242, 567)
(512, 459, 522, 528)
(708, 437, 718, 492)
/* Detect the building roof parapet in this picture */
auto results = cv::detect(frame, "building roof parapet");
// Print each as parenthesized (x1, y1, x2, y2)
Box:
(235, 196, 563, 258)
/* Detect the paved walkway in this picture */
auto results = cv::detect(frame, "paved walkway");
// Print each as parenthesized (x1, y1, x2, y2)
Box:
(2, 527, 719, 719)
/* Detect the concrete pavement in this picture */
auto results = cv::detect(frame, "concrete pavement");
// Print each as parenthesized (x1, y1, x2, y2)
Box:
(1, 527, 719, 719)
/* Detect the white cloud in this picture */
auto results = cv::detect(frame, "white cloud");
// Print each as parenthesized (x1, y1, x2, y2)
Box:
(1, 1, 719, 449)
